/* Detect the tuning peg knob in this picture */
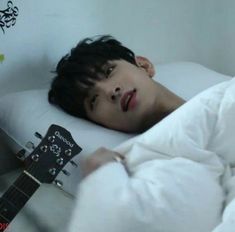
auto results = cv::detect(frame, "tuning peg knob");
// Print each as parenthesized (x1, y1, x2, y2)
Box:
(31, 154, 39, 162)
(25, 141, 35, 150)
(16, 149, 26, 160)
(70, 160, 78, 167)
(48, 135, 55, 143)
(56, 158, 64, 166)
(54, 179, 63, 187)
(62, 169, 71, 176)
(40, 145, 48, 152)
(34, 132, 43, 140)
(65, 149, 72, 156)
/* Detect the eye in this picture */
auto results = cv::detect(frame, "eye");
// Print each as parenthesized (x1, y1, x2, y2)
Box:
(105, 65, 115, 78)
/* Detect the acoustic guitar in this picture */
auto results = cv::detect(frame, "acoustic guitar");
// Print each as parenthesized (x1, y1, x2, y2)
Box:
(0, 124, 82, 232)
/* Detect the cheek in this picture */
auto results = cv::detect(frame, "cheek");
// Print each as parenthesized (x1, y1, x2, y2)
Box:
(105, 112, 141, 131)
(95, 107, 126, 129)
(92, 102, 116, 122)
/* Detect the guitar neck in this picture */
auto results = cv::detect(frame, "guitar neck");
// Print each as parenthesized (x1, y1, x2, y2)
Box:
(0, 171, 40, 228)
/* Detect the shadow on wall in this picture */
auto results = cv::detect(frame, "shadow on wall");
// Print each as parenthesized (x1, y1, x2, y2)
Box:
(0, 54, 54, 97)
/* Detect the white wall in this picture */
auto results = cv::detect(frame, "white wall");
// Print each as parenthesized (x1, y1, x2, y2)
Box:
(193, 0, 235, 76)
(212, 0, 235, 75)
(0, 0, 234, 96)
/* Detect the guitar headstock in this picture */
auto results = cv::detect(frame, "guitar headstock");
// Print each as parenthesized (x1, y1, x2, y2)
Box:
(24, 124, 82, 184)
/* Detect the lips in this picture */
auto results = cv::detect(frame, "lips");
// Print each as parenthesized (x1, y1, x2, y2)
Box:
(120, 89, 137, 112)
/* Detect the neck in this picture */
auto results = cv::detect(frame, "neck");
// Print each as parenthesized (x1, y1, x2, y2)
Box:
(160, 91, 185, 115)
(140, 85, 185, 132)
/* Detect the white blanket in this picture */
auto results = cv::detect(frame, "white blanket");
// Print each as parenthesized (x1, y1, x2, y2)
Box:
(69, 78, 235, 232)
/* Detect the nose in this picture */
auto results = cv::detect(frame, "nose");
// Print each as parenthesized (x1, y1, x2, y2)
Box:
(96, 81, 122, 102)
(110, 87, 121, 101)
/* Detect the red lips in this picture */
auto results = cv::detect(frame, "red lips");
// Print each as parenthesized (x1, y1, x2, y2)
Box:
(120, 89, 137, 112)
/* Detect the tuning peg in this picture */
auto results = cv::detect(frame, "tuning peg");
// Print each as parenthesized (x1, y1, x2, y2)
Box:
(16, 149, 26, 160)
(70, 160, 78, 167)
(34, 132, 43, 140)
(25, 141, 35, 150)
(62, 169, 71, 176)
(54, 179, 63, 187)
(65, 149, 72, 156)
(40, 145, 48, 152)
(31, 154, 40, 162)
(49, 168, 57, 176)
(48, 135, 55, 143)
(56, 158, 64, 166)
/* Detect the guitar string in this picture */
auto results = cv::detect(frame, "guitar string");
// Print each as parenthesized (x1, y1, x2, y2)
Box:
(0, 132, 79, 217)
(0, 142, 56, 220)
(0, 161, 51, 231)
(0, 161, 39, 215)
(2, 135, 56, 206)
(2, 130, 55, 209)
(0, 140, 74, 213)
(0, 166, 30, 219)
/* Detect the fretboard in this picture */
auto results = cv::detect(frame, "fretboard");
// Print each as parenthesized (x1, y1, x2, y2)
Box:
(0, 171, 40, 231)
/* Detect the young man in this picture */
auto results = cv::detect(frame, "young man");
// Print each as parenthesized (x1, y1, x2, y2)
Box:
(49, 36, 184, 175)
(49, 35, 185, 133)
(49, 36, 235, 232)
(49, 35, 185, 176)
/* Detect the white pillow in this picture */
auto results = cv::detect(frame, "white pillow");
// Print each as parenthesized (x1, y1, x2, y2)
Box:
(0, 89, 134, 195)
(155, 62, 231, 100)
(0, 62, 231, 196)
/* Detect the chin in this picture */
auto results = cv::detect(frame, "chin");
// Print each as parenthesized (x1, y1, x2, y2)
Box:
(114, 124, 140, 133)
(118, 127, 137, 133)
(138, 114, 159, 132)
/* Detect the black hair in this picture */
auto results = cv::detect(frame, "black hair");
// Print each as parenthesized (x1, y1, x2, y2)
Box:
(48, 35, 137, 119)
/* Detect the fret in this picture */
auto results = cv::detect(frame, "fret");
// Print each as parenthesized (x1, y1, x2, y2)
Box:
(2, 187, 28, 210)
(0, 197, 17, 223)
(0, 172, 40, 223)
(14, 172, 40, 196)
(0, 210, 10, 223)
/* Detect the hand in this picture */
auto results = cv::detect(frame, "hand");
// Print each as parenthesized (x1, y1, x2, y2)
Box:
(81, 147, 125, 178)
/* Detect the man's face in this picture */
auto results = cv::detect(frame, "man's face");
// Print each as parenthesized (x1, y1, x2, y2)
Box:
(84, 58, 161, 133)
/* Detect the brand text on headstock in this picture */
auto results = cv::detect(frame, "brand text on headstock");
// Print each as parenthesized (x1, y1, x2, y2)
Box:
(54, 131, 74, 148)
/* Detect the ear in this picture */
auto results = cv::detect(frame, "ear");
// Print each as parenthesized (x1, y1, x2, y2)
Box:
(135, 56, 155, 78)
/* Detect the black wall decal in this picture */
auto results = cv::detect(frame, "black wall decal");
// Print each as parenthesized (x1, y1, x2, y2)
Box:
(0, 1, 19, 34)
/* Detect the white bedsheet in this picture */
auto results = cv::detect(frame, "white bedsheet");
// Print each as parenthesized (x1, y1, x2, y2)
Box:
(68, 78, 235, 232)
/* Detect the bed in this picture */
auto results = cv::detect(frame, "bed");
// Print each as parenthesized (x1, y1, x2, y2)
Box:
(0, 62, 233, 232)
